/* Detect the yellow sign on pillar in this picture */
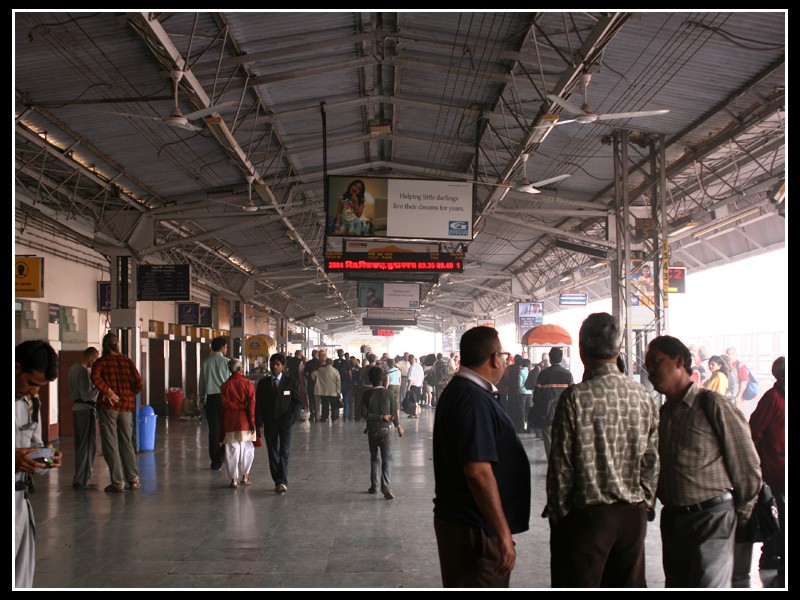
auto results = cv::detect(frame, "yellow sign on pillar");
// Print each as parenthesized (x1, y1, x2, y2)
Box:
(15, 257, 44, 298)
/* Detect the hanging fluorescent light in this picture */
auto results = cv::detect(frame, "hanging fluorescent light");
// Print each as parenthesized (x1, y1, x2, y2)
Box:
(691, 207, 761, 239)
(668, 220, 699, 237)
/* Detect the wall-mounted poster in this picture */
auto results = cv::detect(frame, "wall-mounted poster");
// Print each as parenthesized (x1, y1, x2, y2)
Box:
(15, 256, 44, 298)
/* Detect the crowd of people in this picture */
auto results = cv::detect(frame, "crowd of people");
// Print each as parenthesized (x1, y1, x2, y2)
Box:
(689, 345, 765, 413)
(15, 326, 784, 589)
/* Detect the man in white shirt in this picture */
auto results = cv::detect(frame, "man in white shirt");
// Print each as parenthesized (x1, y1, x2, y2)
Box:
(396, 354, 410, 402)
(407, 354, 424, 407)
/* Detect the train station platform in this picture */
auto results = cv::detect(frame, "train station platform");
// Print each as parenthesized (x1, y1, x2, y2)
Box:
(25, 407, 776, 589)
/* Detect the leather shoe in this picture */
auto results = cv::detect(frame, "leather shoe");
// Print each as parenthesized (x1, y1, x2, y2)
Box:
(276, 483, 287, 494)
(367, 487, 377, 494)
(382, 487, 395, 500)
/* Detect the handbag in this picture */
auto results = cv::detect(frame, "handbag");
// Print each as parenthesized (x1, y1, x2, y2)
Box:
(739, 483, 781, 543)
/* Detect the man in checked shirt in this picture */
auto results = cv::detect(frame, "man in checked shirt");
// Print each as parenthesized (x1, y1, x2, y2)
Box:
(91, 332, 144, 493)
(645, 335, 761, 588)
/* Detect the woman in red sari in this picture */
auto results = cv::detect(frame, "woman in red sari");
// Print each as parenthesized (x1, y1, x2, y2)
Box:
(219, 359, 258, 488)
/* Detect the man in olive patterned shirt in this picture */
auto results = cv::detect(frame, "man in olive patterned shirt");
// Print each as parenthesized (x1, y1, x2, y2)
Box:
(546, 313, 659, 588)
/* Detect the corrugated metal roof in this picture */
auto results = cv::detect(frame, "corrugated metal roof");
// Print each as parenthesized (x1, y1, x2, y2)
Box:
(14, 10, 785, 338)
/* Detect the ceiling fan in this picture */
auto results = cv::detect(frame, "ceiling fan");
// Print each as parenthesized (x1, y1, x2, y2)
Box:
(473, 153, 570, 194)
(113, 69, 234, 132)
(537, 72, 670, 129)
(212, 176, 304, 213)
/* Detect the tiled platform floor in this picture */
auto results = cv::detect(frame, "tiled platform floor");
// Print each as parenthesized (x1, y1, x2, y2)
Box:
(23, 408, 780, 589)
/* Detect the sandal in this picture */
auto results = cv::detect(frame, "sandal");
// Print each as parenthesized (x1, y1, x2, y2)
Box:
(241, 475, 251, 485)
(230, 480, 238, 488)
(127, 481, 141, 490)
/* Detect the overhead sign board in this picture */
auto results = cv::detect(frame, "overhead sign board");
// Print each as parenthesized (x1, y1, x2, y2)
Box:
(516, 301, 544, 343)
(667, 267, 686, 293)
(559, 293, 588, 306)
(363, 308, 417, 328)
(325, 175, 473, 241)
(137, 264, 191, 301)
(357, 282, 420, 309)
(325, 239, 463, 274)
(344, 270, 440, 284)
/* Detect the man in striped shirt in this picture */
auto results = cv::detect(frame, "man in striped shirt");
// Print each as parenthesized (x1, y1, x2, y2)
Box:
(646, 335, 761, 588)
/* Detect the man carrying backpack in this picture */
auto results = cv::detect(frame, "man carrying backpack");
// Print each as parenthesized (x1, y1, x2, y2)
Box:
(725, 347, 758, 410)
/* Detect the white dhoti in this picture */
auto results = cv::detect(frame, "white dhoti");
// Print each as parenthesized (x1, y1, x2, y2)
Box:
(224, 441, 254, 480)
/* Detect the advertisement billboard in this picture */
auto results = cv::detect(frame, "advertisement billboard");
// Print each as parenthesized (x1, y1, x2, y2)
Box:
(326, 175, 473, 241)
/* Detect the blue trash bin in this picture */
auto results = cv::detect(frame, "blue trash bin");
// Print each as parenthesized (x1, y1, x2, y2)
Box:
(138, 405, 157, 452)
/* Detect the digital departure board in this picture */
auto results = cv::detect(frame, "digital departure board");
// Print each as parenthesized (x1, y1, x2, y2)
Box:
(137, 264, 191, 301)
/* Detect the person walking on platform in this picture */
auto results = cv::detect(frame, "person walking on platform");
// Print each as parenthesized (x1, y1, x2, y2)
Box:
(531, 347, 573, 459)
(199, 336, 230, 470)
(703, 355, 729, 395)
(286, 350, 306, 418)
(304, 349, 322, 422)
(220, 359, 257, 488)
(333, 349, 352, 420)
(362, 366, 404, 499)
(396, 353, 410, 405)
(406, 354, 424, 413)
(69, 346, 100, 490)
(546, 313, 659, 588)
(358, 353, 377, 422)
(256, 353, 302, 494)
(91, 332, 143, 493)
(311, 356, 341, 422)
(384, 358, 402, 410)
(433, 326, 530, 588)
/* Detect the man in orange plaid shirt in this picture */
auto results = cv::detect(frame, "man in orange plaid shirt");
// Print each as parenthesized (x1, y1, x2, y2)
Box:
(91, 332, 143, 493)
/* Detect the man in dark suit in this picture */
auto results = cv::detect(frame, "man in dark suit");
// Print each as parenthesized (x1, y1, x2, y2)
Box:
(256, 353, 302, 494)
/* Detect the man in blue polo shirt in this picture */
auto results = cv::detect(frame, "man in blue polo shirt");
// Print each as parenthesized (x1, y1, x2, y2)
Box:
(433, 326, 531, 588)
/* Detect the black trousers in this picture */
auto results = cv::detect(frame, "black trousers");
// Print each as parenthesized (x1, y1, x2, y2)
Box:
(72, 408, 97, 486)
(204, 394, 224, 468)
(409, 385, 422, 405)
(265, 424, 292, 486)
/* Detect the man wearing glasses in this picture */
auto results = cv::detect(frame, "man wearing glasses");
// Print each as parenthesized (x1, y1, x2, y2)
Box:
(433, 326, 530, 587)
